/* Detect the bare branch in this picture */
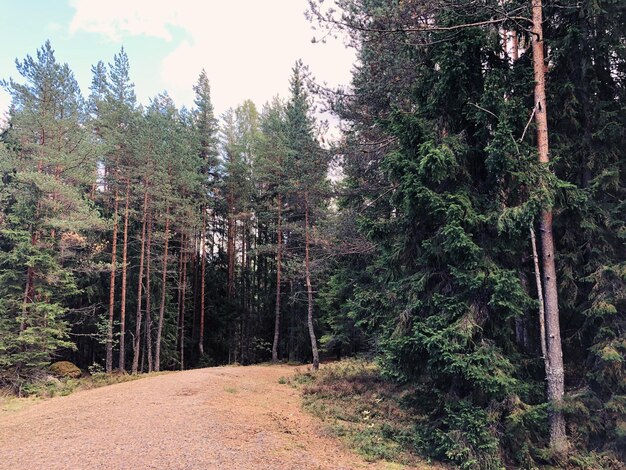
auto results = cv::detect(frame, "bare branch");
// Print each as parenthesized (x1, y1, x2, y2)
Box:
(520, 105, 537, 142)
(327, 15, 531, 35)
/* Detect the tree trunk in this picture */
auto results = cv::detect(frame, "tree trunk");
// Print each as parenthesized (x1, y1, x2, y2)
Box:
(240, 219, 247, 364)
(272, 194, 283, 362)
(304, 193, 319, 371)
(288, 280, 295, 363)
(532, 0, 567, 451)
(227, 189, 236, 301)
(145, 212, 153, 373)
(106, 189, 119, 373)
(190, 229, 199, 354)
(154, 205, 169, 372)
(131, 190, 149, 374)
(176, 232, 184, 364)
(180, 237, 188, 370)
(199, 207, 206, 356)
(119, 179, 131, 372)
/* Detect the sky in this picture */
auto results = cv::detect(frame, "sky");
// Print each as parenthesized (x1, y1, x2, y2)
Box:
(0, 0, 355, 122)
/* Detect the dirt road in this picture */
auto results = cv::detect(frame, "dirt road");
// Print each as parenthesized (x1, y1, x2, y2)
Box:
(0, 365, 392, 470)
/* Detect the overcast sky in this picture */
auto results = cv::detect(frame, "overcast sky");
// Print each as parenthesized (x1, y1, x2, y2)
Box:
(0, 0, 355, 120)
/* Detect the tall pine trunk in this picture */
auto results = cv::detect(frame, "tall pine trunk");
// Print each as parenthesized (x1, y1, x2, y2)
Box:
(176, 231, 184, 363)
(532, 0, 567, 451)
(199, 207, 206, 356)
(180, 236, 188, 370)
(154, 205, 169, 372)
(227, 189, 236, 301)
(131, 190, 149, 374)
(272, 194, 282, 362)
(304, 193, 319, 371)
(190, 229, 199, 352)
(119, 179, 131, 372)
(145, 212, 153, 373)
(106, 189, 119, 373)
(240, 220, 247, 364)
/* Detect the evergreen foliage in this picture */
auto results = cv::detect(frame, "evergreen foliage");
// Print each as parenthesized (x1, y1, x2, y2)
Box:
(307, 0, 625, 466)
(0, 41, 102, 387)
(1, 12, 624, 465)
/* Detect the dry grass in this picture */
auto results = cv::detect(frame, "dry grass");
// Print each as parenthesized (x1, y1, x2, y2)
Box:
(0, 371, 167, 416)
(290, 359, 447, 469)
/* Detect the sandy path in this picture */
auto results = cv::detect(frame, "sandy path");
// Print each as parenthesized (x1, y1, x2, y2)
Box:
(0, 365, 388, 470)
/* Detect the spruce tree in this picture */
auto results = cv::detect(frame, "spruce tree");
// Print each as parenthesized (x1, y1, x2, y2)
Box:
(309, 0, 625, 464)
(284, 61, 328, 370)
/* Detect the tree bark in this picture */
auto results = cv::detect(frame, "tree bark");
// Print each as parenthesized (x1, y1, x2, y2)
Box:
(155, 205, 169, 372)
(304, 193, 319, 371)
(190, 229, 199, 352)
(119, 179, 131, 372)
(240, 219, 247, 364)
(180, 236, 188, 370)
(227, 189, 236, 301)
(199, 207, 207, 356)
(176, 231, 184, 364)
(131, 190, 149, 374)
(106, 189, 119, 373)
(272, 194, 283, 362)
(145, 212, 153, 373)
(531, 0, 567, 451)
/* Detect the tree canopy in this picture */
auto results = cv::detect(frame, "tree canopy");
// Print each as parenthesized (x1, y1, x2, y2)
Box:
(1, 4, 625, 465)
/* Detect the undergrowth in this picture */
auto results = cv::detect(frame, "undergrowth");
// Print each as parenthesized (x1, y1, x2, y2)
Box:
(1, 369, 165, 413)
(287, 359, 447, 468)
(287, 360, 625, 470)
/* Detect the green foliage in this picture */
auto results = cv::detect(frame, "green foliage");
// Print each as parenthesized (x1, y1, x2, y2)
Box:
(0, 41, 100, 386)
(428, 401, 500, 469)
(0, 9, 623, 466)
(298, 360, 438, 467)
(309, 0, 626, 466)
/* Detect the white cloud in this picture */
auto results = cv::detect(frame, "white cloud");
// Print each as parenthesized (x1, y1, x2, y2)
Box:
(69, 0, 179, 41)
(69, 0, 355, 115)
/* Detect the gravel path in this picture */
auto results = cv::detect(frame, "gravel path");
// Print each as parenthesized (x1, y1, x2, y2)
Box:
(0, 365, 388, 470)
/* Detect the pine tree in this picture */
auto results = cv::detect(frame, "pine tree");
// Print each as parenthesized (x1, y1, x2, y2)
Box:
(258, 98, 289, 362)
(192, 69, 219, 357)
(0, 41, 102, 386)
(92, 47, 139, 373)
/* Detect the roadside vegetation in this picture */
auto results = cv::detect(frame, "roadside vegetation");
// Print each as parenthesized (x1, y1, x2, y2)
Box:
(289, 360, 625, 470)
(1, 361, 164, 413)
(283, 359, 445, 469)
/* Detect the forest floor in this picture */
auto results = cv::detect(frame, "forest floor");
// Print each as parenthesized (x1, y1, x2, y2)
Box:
(0, 364, 428, 470)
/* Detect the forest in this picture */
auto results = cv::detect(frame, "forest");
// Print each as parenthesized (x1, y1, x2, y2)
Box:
(1, 0, 625, 468)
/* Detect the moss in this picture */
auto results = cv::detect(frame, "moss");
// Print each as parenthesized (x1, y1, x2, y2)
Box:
(49, 361, 82, 379)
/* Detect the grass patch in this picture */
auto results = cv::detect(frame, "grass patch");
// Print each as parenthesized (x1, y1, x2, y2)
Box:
(278, 369, 316, 387)
(0, 392, 41, 414)
(296, 359, 446, 469)
(0, 370, 166, 415)
(224, 386, 238, 394)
